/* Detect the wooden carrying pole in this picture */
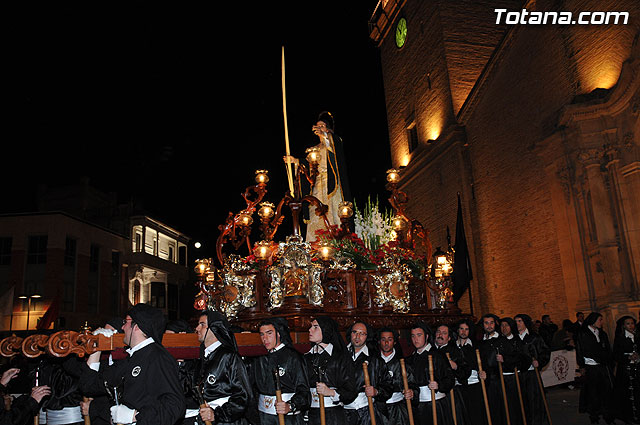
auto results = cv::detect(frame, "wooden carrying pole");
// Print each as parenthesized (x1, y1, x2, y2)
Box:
(534, 360, 553, 425)
(274, 368, 286, 425)
(514, 368, 527, 425)
(497, 356, 511, 425)
(275, 390, 286, 425)
(399, 358, 415, 425)
(319, 393, 326, 425)
(82, 397, 91, 425)
(362, 361, 377, 425)
(445, 352, 458, 425)
(428, 355, 438, 425)
(475, 349, 493, 425)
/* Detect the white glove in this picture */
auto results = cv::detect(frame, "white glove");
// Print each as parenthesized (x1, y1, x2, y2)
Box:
(93, 327, 116, 337)
(110, 405, 136, 424)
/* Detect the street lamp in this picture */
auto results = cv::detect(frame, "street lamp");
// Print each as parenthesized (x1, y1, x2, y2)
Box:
(18, 294, 41, 330)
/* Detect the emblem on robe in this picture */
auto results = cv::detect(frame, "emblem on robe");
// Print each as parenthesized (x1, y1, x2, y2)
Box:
(264, 396, 274, 409)
(388, 370, 394, 377)
(207, 373, 216, 385)
(278, 366, 285, 377)
(131, 366, 141, 377)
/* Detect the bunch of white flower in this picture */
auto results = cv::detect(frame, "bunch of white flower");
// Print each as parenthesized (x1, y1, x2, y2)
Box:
(354, 196, 395, 251)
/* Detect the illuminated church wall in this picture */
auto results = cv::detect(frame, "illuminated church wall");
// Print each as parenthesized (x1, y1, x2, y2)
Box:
(378, 0, 640, 326)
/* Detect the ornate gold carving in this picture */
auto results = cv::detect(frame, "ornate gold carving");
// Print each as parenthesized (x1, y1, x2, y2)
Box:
(216, 255, 257, 320)
(268, 236, 323, 309)
(372, 257, 412, 313)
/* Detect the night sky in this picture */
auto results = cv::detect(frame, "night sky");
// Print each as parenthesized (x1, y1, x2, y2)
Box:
(5, 2, 392, 257)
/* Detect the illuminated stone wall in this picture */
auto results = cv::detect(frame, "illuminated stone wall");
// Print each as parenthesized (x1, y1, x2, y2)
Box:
(378, 0, 640, 327)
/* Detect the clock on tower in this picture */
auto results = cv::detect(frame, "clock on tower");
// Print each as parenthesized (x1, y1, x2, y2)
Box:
(395, 17, 407, 48)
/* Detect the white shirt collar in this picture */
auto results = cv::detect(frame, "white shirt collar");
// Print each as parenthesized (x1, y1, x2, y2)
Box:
(625, 330, 635, 341)
(204, 340, 222, 358)
(588, 325, 599, 334)
(458, 338, 473, 347)
(270, 343, 285, 353)
(506, 334, 514, 340)
(381, 348, 396, 362)
(417, 343, 431, 354)
(435, 342, 448, 349)
(518, 329, 529, 340)
(349, 344, 369, 360)
(125, 337, 154, 357)
(308, 342, 334, 356)
(484, 331, 499, 340)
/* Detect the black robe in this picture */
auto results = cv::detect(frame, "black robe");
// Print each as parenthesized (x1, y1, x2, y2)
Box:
(575, 327, 614, 422)
(405, 346, 455, 425)
(344, 344, 393, 425)
(183, 344, 252, 425)
(304, 345, 358, 425)
(435, 343, 471, 425)
(250, 344, 310, 425)
(79, 341, 185, 425)
(613, 331, 640, 423)
(501, 335, 532, 425)
(32, 357, 85, 425)
(478, 334, 519, 425)
(457, 341, 488, 425)
(518, 332, 550, 425)
(380, 349, 415, 425)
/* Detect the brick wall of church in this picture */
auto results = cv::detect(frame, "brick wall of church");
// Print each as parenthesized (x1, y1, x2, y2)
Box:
(379, 0, 639, 323)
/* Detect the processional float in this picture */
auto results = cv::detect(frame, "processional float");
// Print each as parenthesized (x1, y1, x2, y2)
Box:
(0, 47, 470, 360)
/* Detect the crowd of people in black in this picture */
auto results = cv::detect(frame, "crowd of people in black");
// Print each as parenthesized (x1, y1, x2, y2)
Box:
(0, 305, 638, 425)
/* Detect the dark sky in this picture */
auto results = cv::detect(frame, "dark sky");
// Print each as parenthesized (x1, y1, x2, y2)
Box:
(5, 2, 391, 257)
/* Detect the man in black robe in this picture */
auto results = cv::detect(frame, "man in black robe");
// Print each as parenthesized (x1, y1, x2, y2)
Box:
(80, 303, 185, 425)
(612, 315, 640, 424)
(182, 310, 252, 425)
(514, 313, 550, 425)
(343, 321, 392, 425)
(499, 317, 531, 425)
(575, 312, 614, 424)
(478, 313, 518, 425)
(378, 327, 414, 425)
(304, 316, 358, 425)
(434, 324, 471, 425)
(405, 321, 455, 425)
(252, 317, 310, 425)
(456, 319, 487, 425)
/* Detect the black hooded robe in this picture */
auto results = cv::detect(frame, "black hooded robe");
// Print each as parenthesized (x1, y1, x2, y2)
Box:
(380, 349, 415, 425)
(478, 334, 519, 425)
(575, 321, 614, 423)
(457, 341, 488, 425)
(79, 341, 185, 425)
(405, 346, 455, 425)
(343, 343, 392, 425)
(250, 318, 310, 425)
(304, 316, 358, 425)
(435, 342, 472, 425)
(517, 330, 550, 425)
(183, 311, 252, 425)
(613, 329, 640, 424)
